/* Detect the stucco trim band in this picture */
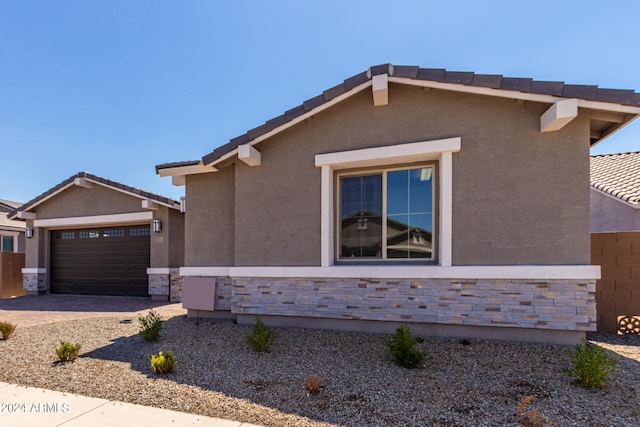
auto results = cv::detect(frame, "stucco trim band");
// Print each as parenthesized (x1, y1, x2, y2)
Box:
(34, 212, 154, 228)
(22, 268, 47, 274)
(180, 265, 600, 280)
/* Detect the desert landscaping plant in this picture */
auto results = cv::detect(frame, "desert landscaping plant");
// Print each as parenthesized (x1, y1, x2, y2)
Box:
(138, 308, 163, 341)
(149, 351, 175, 374)
(563, 338, 616, 388)
(55, 341, 81, 362)
(306, 375, 323, 395)
(385, 323, 426, 369)
(246, 316, 277, 352)
(0, 321, 17, 340)
(515, 395, 559, 427)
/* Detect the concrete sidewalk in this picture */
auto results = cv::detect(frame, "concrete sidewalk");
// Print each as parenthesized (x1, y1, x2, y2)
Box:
(0, 382, 262, 427)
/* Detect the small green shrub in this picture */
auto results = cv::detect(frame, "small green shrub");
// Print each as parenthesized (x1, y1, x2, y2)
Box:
(385, 323, 426, 369)
(138, 308, 162, 341)
(0, 321, 17, 340)
(149, 351, 175, 374)
(563, 338, 616, 388)
(56, 341, 81, 362)
(246, 316, 277, 352)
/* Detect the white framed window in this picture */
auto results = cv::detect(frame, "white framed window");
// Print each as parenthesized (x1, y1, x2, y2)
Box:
(337, 165, 435, 261)
(315, 137, 460, 267)
(1, 235, 14, 252)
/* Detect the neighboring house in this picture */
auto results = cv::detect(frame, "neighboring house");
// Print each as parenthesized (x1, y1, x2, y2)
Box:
(8, 172, 185, 301)
(0, 199, 26, 253)
(591, 151, 640, 232)
(0, 199, 26, 298)
(157, 63, 640, 344)
(590, 152, 640, 333)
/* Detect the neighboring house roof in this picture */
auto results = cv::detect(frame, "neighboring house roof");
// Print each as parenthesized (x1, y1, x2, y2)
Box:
(157, 63, 640, 175)
(591, 151, 640, 206)
(0, 199, 23, 213)
(0, 199, 25, 231)
(8, 171, 181, 219)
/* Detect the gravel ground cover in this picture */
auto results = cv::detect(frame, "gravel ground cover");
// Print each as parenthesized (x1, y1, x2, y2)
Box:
(0, 312, 638, 427)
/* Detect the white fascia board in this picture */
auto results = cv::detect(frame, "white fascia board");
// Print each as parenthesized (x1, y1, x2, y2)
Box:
(179, 265, 600, 280)
(34, 211, 153, 228)
(540, 99, 578, 132)
(157, 163, 219, 177)
(389, 77, 640, 115)
(372, 74, 389, 106)
(205, 81, 374, 169)
(16, 211, 36, 220)
(315, 137, 461, 169)
(238, 144, 262, 166)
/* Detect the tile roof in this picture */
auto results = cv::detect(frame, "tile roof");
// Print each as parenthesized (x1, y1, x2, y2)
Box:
(193, 63, 640, 167)
(154, 160, 200, 172)
(590, 151, 640, 205)
(9, 172, 181, 218)
(0, 199, 24, 212)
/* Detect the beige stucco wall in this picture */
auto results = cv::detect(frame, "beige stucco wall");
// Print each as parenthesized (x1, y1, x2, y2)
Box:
(189, 84, 591, 266)
(185, 165, 235, 266)
(23, 183, 184, 283)
(35, 184, 142, 218)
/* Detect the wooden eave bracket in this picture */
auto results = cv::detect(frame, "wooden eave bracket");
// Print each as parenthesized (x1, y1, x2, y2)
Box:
(540, 99, 578, 132)
(74, 177, 93, 188)
(16, 211, 36, 220)
(372, 74, 389, 106)
(238, 144, 261, 166)
(172, 175, 186, 186)
(141, 199, 160, 210)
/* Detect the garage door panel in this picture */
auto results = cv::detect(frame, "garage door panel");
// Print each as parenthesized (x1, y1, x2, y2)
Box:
(51, 225, 150, 296)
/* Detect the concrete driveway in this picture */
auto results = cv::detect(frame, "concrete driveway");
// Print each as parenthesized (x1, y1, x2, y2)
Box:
(0, 295, 186, 327)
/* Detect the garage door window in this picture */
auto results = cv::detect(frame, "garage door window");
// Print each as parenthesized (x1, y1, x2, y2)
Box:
(103, 229, 125, 238)
(130, 227, 150, 237)
(79, 230, 99, 239)
(56, 232, 75, 240)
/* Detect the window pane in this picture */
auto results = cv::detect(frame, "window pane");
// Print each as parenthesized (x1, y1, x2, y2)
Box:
(387, 170, 409, 215)
(386, 214, 409, 258)
(103, 229, 125, 238)
(409, 167, 433, 214)
(1, 236, 13, 252)
(386, 167, 434, 259)
(340, 174, 382, 258)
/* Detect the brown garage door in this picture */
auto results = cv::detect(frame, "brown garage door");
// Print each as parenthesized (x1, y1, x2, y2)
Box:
(50, 225, 150, 296)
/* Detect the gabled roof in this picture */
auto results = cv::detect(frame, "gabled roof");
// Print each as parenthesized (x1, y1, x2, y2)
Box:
(0, 199, 23, 213)
(8, 172, 181, 219)
(157, 63, 640, 176)
(590, 151, 640, 206)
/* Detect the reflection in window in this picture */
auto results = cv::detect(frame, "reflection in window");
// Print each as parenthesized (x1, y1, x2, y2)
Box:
(79, 230, 100, 239)
(103, 229, 125, 238)
(339, 166, 433, 260)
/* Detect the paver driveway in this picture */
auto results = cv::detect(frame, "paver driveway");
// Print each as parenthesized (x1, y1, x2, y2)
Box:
(0, 295, 186, 327)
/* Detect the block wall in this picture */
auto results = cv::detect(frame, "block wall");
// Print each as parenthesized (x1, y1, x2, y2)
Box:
(592, 232, 640, 333)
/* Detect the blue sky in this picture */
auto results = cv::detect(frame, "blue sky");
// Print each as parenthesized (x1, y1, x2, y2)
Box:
(1, 1, 639, 202)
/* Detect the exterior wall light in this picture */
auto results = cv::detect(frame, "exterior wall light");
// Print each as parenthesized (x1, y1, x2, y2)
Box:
(25, 227, 34, 238)
(152, 219, 162, 233)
